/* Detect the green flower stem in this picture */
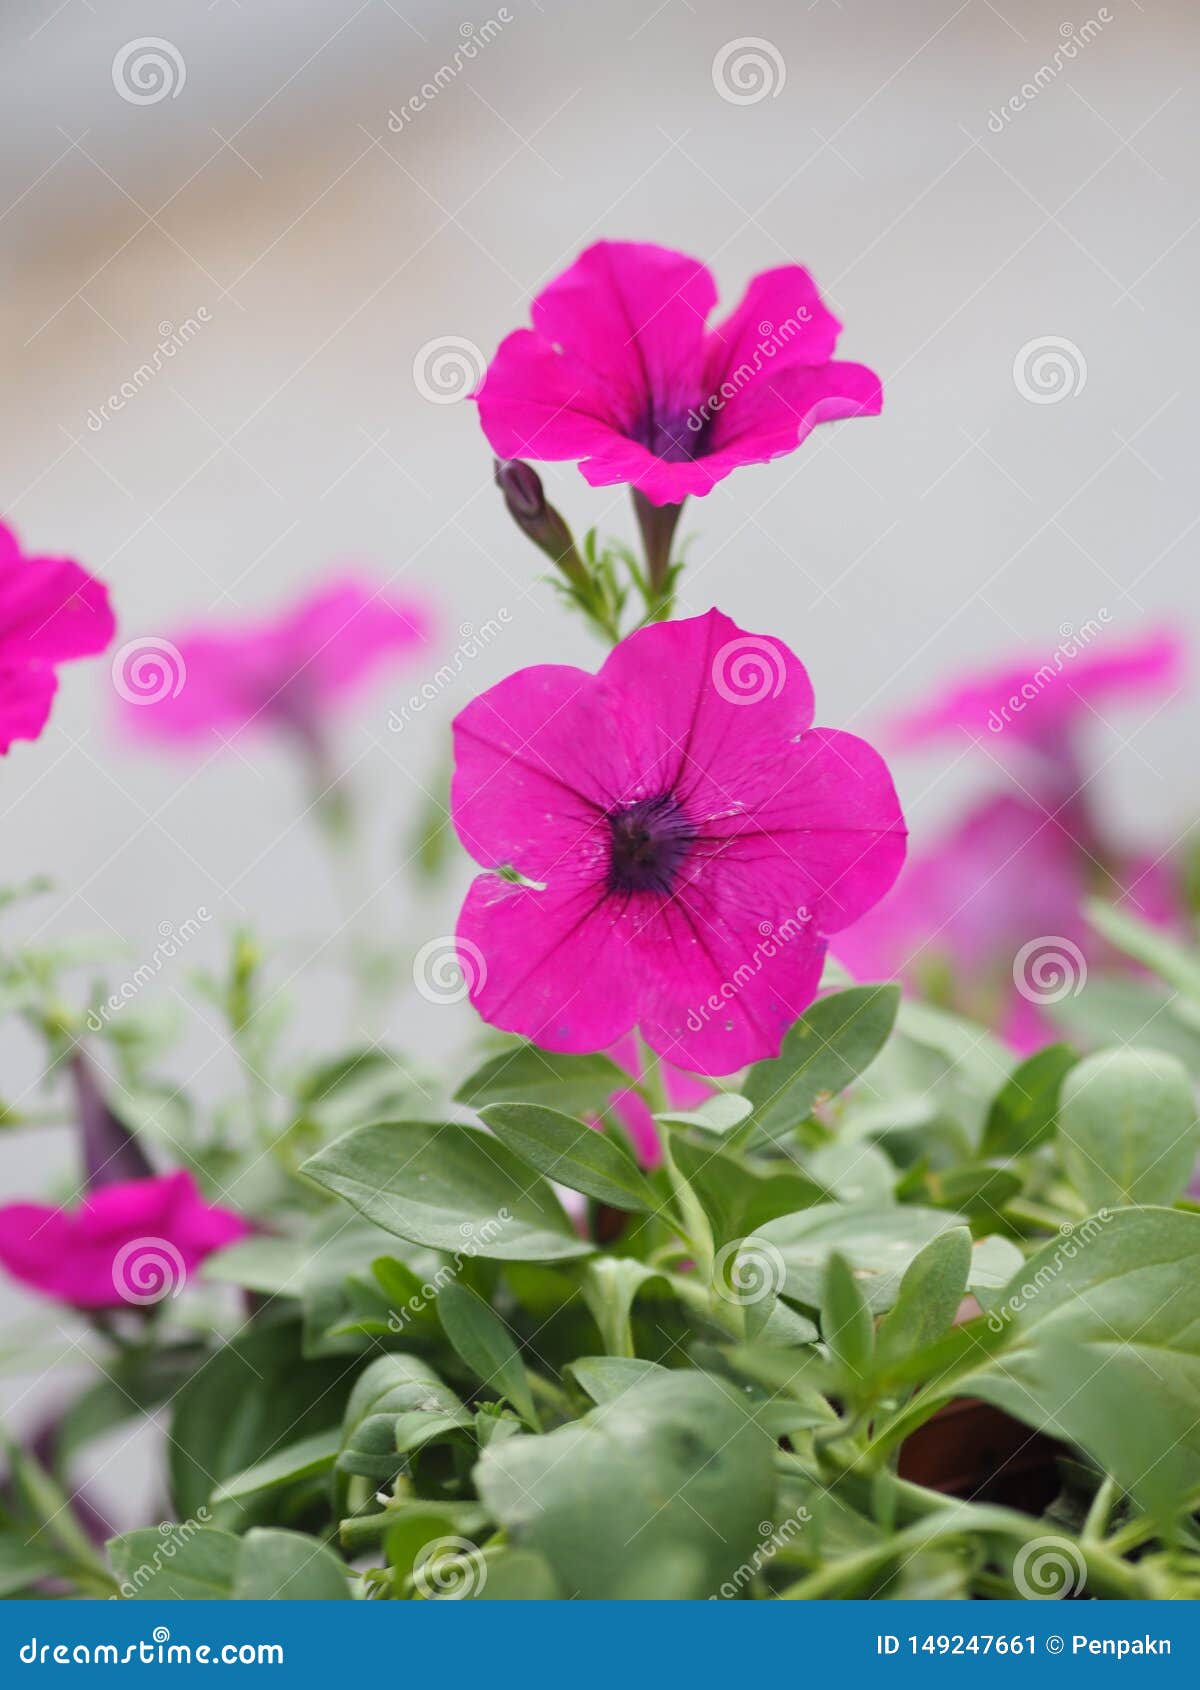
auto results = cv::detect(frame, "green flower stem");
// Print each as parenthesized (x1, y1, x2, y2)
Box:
(1082, 1474, 1121, 1543)
(795, 1450, 1155, 1600)
(632, 491, 684, 611)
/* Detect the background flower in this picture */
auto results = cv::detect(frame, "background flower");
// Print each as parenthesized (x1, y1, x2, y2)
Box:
(116, 573, 432, 750)
(0, 1171, 248, 1310)
(0, 521, 115, 755)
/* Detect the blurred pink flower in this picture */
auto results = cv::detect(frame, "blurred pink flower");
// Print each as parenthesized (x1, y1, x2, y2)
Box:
(0, 522, 115, 755)
(835, 793, 1187, 1053)
(451, 608, 905, 1076)
(0, 1171, 248, 1310)
(117, 574, 432, 749)
(475, 240, 881, 507)
(834, 794, 1086, 988)
(889, 625, 1184, 763)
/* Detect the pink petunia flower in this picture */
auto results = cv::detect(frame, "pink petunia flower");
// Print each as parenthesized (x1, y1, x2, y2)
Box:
(889, 626, 1184, 764)
(475, 241, 881, 508)
(834, 792, 1188, 1054)
(450, 608, 906, 1076)
(0, 521, 115, 755)
(834, 793, 1087, 992)
(116, 573, 432, 749)
(0, 1170, 248, 1309)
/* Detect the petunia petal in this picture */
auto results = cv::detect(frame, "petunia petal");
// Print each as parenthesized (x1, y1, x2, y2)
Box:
(451, 664, 630, 876)
(530, 241, 716, 433)
(0, 664, 56, 754)
(706, 726, 907, 935)
(701, 266, 842, 399)
(596, 608, 815, 808)
(457, 873, 640, 1053)
(634, 877, 828, 1075)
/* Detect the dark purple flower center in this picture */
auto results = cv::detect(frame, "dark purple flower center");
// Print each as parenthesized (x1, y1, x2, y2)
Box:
(606, 793, 696, 895)
(634, 408, 700, 463)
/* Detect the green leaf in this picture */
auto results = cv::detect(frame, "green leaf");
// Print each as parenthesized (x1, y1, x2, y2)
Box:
(568, 1356, 668, 1405)
(981, 1044, 1078, 1158)
(1085, 897, 1200, 1000)
(478, 1102, 658, 1213)
(231, 1528, 348, 1600)
(108, 1527, 239, 1599)
(1049, 977, 1200, 1074)
(437, 1280, 539, 1428)
(468, 1548, 560, 1599)
(300, 1120, 591, 1261)
(579, 1258, 672, 1358)
(456, 1045, 627, 1115)
(1058, 1047, 1199, 1209)
(821, 1252, 875, 1396)
(0, 1535, 65, 1598)
(339, 1354, 470, 1484)
(202, 1236, 308, 1295)
(475, 1370, 776, 1599)
(300, 1213, 422, 1358)
(654, 1095, 753, 1135)
(168, 1322, 349, 1522)
(875, 1227, 972, 1373)
(669, 1135, 825, 1249)
(213, 1429, 340, 1503)
(743, 985, 900, 1145)
(754, 1203, 983, 1313)
(964, 1207, 1200, 1516)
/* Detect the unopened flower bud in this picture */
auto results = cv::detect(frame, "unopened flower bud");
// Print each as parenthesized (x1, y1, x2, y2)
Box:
(493, 458, 588, 590)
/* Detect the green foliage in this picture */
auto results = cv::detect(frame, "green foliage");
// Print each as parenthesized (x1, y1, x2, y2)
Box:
(7, 878, 1200, 1601)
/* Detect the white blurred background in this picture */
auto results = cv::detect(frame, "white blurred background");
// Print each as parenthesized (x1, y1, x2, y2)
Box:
(1, 0, 1197, 1495)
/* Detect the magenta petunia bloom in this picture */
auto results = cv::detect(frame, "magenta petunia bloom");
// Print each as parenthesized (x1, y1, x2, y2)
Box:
(117, 573, 432, 748)
(889, 626, 1184, 761)
(834, 794, 1086, 990)
(475, 241, 881, 507)
(0, 1170, 248, 1309)
(0, 521, 115, 755)
(450, 609, 906, 1076)
(834, 793, 1188, 1053)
